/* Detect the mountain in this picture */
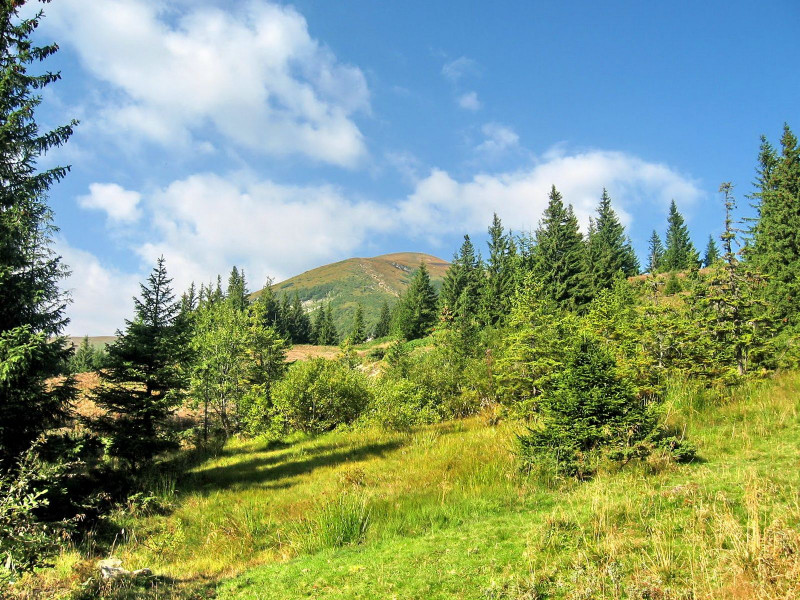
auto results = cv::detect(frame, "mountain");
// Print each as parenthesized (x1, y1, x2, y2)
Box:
(251, 252, 450, 336)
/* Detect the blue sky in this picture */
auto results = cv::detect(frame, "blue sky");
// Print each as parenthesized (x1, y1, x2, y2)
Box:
(27, 0, 799, 335)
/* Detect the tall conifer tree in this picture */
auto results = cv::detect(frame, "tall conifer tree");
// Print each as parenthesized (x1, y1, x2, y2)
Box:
(661, 200, 699, 272)
(394, 262, 438, 340)
(482, 213, 518, 326)
(93, 257, 190, 467)
(585, 189, 639, 296)
(702, 235, 720, 267)
(373, 300, 392, 339)
(748, 125, 800, 325)
(0, 2, 77, 468)
(531, 186, 589, 311)
(440, 235, 483, 325)
(646, 230, 664, 274)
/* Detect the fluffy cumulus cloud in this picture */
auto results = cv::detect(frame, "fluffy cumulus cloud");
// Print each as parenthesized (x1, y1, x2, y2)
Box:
(457, 91, 481, 111)
(61, 148, 702, 334)
(58, 241, 141, 336)
(78, 183, 142, 223)
(136, 173, 394, 292)
(397, 147, 703, 236)
(44, 0, 370, 167)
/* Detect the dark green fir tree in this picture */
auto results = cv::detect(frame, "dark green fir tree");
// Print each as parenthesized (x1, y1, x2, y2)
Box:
(226, 266, 248, 312)
(393, 262, 438, 340)
(0, 3, 78, 469)
(531, 186, 589, 311)
(373, 300, 392, 339)
(646, 230, 664, 274)
(661, 200, 699, 272)
(585, 189, 639, 296)
(481, 213, 518, 326)
(93, 257, 191, 468)
(748, 125, 800, 326)
(702, 235, 720, 267)
(349, 304, 366, 344)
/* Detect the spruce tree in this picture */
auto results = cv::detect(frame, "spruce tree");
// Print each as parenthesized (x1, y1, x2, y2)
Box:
(289, 292, 311, 343)
(661, 200, 699, 272)
(314, 304, 338, 345)
(646, 230, 664, 274)
(226, 266, 248, 312)
(481, 213, 518, 326)
(0, 2, 77, 469)
(585, 189, 639, 296)
(349, 304, 366, 344)
(702, 235, 720, 267)
(393, 262, 438, 340)
(373, 300, 392, 339)
(531, 186, 589, 311)
(68, 336, 96, 374)
(748, 125, 800, 326)
(439, 235, 483, 326)
(93, 257, 190, 467)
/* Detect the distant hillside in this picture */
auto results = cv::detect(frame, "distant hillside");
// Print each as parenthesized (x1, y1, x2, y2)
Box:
(68, 336, 116, 350)
(251, 252, 449, 335)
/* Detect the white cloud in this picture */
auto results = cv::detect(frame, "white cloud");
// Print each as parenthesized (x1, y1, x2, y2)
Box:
(442, 56, 479, 83)
(78, 183, 142, 223)
(58, 241, 141, 336)
(397, 147, 703, 237)
(457, 91, 481, 111)
(66, 148, 702, 332)
(134, 173, 393, 293)
(476, 122, 519, 155)
(45, 1, 370, 167)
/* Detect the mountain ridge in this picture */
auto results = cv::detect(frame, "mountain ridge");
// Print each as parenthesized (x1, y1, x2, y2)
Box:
(253, 252, 450, 334)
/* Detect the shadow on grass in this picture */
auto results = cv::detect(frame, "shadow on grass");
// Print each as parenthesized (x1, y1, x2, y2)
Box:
(182, 439, 405, 495)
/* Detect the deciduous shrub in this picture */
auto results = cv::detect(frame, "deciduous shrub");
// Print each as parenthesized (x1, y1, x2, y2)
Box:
(272, 359, 372, 433)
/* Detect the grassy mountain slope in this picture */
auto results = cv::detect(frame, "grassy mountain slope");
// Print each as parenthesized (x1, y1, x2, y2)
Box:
(28, 372, 800, 599)
(252, 252, 450, 335)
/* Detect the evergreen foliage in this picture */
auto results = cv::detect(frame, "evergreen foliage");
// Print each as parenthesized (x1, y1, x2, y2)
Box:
(702, 235, 720, 267)
(67, 336, 108, 374)
(748, 124, 800, 326)
(439, 235, 483, 328)
(517, 337, 658, 478)
(92, 257, 190, 467)
(646, 230, 664, 274)
(661, 200, 699, 271)
(393, 262, 438, 340)
(226, 266, 249, 312)
(495, 275, 577, 415)
(585, 189, 639, 296)
(0, 2, 78, 469)
(349, 304, 366, 344)
(373, 301, 392, 339)
(314, 304, 339, 345)
(481, 214, 518, 327)
(529, 186, 590, 311)
(289, 292, 312, 343)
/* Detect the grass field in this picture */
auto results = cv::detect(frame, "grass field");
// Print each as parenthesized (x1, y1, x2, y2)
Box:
(18, 372, 800, 599)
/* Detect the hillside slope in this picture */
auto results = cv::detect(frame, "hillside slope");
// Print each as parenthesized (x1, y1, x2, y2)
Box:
(252, 252, 449, 334)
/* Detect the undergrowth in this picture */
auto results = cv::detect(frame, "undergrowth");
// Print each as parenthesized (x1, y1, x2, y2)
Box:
(10, 372, 800, 599)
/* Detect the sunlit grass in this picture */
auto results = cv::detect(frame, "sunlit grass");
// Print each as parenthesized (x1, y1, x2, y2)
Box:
(17, 372, 800, 599)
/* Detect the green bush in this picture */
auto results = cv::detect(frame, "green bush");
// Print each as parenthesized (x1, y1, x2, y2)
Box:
(367, 378, 439, 431)
(517, 337, 664, 479)
(0, 444, 75, 586)
(272, 359, 373, 433)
